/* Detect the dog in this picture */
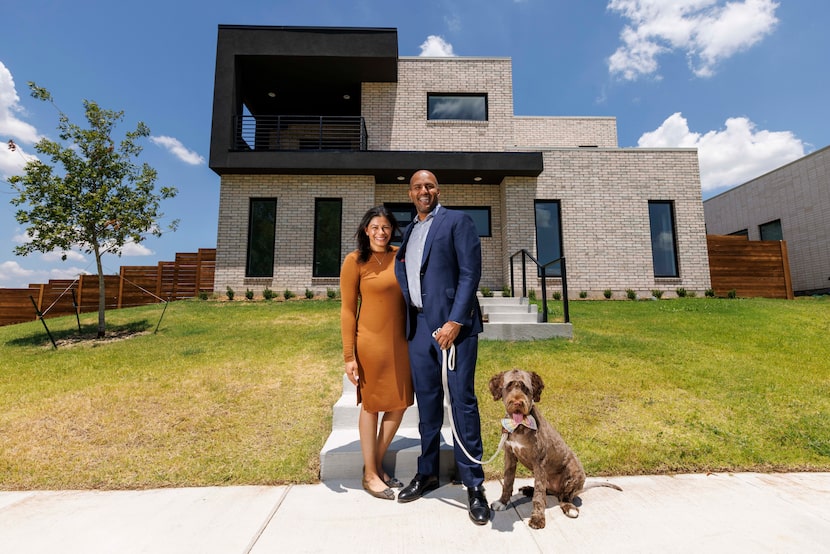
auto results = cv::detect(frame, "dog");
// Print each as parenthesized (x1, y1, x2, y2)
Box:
(488, 368, 622, 529)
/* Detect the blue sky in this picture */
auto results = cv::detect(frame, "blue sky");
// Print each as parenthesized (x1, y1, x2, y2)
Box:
(1, 0, 827, 288)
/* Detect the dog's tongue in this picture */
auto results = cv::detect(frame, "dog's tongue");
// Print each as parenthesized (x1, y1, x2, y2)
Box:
(512, 413, 524, 424)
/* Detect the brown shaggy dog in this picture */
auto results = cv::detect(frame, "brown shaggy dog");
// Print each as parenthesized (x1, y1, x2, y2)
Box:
(488, 369, 621, 529)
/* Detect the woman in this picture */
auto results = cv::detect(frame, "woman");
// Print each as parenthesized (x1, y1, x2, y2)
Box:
(340, 206, 414, 500)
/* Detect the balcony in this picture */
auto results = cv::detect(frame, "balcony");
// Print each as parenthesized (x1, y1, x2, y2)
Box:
(233, 115, 367, 152)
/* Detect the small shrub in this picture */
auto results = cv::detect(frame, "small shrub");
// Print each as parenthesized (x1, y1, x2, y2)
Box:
(305, 288, 314, 299)
(327, 288, 337, 300)
(727, 289, 738, 299)
(552, 291, 562, 301)
(651, 289, 664, 299)
(245, 288, 254, 300)
(480, 286, 493, 297)
(579, 291, 588, 299)
(226, 286, 235, 301)
(603, 289, 613, 299)
(528, 289, 537, 302)
(262, 288, 276, 301)
(198, 291, 209, 301)
(626, 288, 637, 300)
(284, 289, 296, 300)
(676, 287, 687, 298)
(502, 284, 511, 297)
(705, 288, 715, 297)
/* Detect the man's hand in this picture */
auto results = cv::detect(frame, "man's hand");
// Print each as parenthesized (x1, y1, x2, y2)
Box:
(434, 321, 461, 350)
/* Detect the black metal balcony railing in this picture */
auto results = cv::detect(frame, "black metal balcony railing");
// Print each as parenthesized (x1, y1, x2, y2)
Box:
(233, 115, 367, 152)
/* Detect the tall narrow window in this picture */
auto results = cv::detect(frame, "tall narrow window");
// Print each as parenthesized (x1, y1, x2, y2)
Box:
(534, 200, 563, 277)
(314, 198, 342, 277)
(427, 94, 487, 121)
(246, 198, 277, 277)
(648, 201, 679, 278)
(759, 219, 783, 241)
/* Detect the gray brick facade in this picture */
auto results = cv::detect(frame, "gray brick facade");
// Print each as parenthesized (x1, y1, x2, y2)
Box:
(212, 31, 711, 299)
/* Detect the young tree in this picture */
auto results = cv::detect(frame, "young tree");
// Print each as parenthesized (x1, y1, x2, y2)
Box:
(8, 83, 178, 338)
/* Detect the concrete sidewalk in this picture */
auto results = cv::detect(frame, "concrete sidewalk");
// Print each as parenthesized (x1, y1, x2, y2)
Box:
(1, 473, 828, 553)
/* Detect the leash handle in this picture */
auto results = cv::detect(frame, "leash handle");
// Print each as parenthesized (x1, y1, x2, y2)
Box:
(432, 330, 506, 466)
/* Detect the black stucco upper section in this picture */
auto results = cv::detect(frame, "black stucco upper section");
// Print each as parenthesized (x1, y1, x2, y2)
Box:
(209, 25, 543, 184)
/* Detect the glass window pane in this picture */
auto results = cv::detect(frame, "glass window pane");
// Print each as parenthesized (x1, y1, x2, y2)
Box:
(759, 219, 783, 241)
(648, 201, 679, 278)
(314, 199, 342, 277)
(427, 94, 487, 121)
(246, 199, 276, 277)
(534, 201, 562, 277)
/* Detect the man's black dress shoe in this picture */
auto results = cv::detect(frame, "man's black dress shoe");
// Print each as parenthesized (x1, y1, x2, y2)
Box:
(397, 473, 439, 503)
(467, 486, 490, 525)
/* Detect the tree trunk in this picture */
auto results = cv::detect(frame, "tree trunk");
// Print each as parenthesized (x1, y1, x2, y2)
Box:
(95, 248, 106, 338)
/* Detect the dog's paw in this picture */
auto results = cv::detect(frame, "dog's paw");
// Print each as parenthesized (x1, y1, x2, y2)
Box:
(490, 500, 510, 511)
(561, 502, 580, 518)
(529, 515, 546, 529)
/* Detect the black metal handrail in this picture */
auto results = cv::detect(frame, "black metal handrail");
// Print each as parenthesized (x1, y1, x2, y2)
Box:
(232, 115, 367, 151)
(508, 250, 569, 323)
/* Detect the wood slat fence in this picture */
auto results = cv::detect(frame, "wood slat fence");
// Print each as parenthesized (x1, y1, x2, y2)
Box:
(0, 248, 215, 327)
(0, 237, 796, 328)
(707, 235, 793, 299)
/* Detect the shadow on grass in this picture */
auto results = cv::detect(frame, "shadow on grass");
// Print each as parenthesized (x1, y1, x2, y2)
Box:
(6, 319, 154, 348)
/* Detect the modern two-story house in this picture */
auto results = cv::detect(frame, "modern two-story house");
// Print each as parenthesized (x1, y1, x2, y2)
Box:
(209, 25, 711, 299)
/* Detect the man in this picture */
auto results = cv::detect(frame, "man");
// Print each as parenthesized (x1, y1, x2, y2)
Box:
(393, 169, 490, 525)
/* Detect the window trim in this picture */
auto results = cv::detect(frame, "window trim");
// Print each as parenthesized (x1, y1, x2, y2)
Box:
(534, 200, 563, 278)
(427, 93, 488, 121)
(313, 198, 342, 278)
(245, 198, 277, 278)
(648, 200, 680, 278)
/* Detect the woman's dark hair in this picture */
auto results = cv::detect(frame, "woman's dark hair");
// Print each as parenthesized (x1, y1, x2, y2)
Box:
(355, 205, 399, 263)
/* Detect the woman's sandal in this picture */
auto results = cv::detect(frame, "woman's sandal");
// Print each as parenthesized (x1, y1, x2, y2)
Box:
(362, 478, 395, 500)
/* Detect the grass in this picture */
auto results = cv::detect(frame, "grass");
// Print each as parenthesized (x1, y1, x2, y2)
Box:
(1, 296, 828, 490)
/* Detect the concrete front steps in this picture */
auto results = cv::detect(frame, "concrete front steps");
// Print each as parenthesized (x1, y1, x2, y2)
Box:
(319, 375, 456, 483)
(479, 295, 573, 340)
(319, 295, 571, 483)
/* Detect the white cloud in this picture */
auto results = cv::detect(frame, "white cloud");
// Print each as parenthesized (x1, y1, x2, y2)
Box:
(638, 112, 804, 192)
(118, 242, 154, 256)
(0, 260, 35, 286)
(149, 135, 205, 166)
(607, 0, 779, 80)
(0, 61, 40, 178)
(419, 35, 456, 57)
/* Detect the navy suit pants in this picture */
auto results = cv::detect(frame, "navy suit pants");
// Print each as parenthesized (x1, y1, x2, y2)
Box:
(409, 311, 485, 487)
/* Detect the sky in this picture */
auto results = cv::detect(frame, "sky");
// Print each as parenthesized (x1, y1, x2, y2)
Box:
(1, 0, 827, 289)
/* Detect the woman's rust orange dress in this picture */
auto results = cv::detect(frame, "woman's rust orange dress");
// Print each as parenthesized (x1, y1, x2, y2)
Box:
(340, 247, 413, 413)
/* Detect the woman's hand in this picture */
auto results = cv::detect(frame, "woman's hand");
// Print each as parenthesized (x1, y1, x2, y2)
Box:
(344, 361, 359, 386)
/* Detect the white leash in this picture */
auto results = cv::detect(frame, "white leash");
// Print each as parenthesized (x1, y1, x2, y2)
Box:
(433, 329, 506, 465)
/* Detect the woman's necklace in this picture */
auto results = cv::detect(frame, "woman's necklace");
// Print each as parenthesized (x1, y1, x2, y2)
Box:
(372, 250, 388, 265)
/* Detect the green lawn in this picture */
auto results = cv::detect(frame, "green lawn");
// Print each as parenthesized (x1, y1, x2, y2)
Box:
(1, 296, 828, 490)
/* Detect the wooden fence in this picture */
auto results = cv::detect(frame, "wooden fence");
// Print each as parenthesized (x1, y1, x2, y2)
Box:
(707, 235, 793, 299)
(0, 248, 215, 327)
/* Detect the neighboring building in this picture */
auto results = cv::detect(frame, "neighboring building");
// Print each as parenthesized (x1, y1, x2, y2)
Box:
(704, 146, 830, 295)
(209, 25, 711, 299)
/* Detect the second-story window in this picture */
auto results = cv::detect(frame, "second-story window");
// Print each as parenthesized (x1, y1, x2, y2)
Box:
(427, 93, 488, 121)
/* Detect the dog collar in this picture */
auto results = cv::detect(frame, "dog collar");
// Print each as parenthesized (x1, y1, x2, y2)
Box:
(501, 414, 538, 433)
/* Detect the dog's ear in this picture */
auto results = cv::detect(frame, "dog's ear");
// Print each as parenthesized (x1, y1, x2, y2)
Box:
(530, 371, 545, 402)
(488, 372, 505, 400)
